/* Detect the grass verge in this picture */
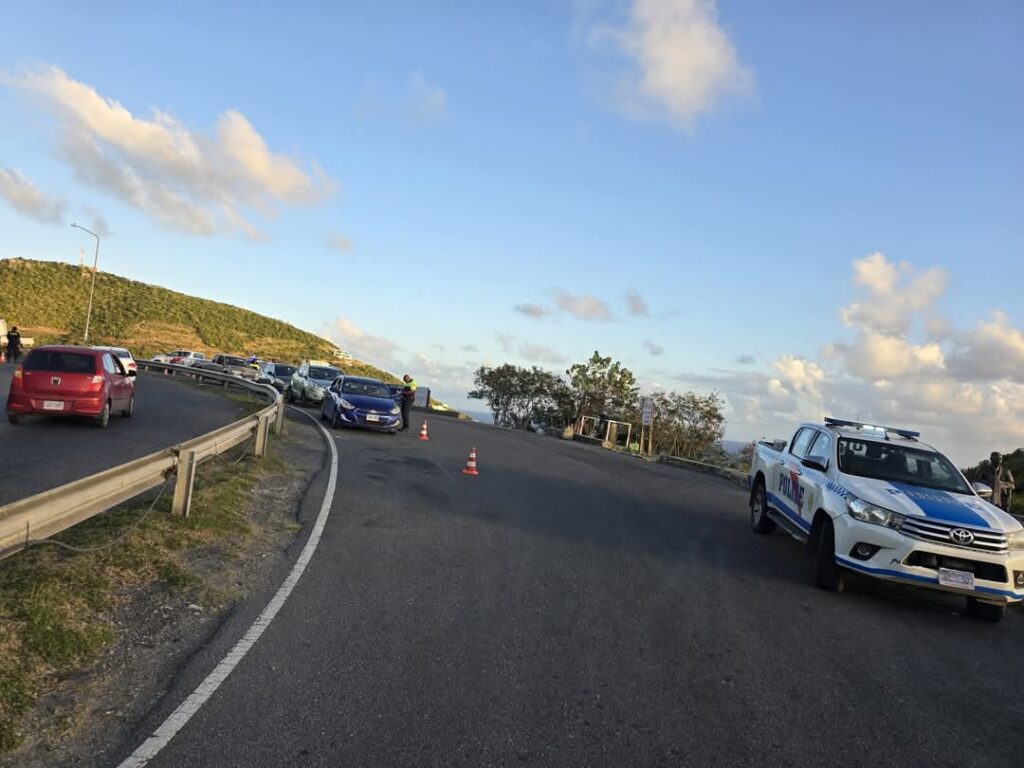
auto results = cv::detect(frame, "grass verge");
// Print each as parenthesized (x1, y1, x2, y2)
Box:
(0, 443, 293, 752)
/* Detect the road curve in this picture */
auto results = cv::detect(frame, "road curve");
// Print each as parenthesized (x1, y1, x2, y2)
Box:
(0, 366, 254, 506)
(109, 414, 1024, 768)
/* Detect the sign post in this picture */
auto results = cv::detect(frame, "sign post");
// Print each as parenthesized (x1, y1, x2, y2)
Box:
(641, 399, 655, 457)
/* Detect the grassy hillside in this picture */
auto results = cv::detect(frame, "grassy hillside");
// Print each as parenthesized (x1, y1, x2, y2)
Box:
(0, 258, 400, 383)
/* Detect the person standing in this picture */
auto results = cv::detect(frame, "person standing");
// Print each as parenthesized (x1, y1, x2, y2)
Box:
(400, 374, 417, 431)
(976, 452, 1015, 512)
(5, 325, 21, 364)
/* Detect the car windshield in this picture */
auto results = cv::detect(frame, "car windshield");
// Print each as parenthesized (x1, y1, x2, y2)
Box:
(24, 350, 96, 374)
(342, 380, 391, 398)
(274, 365, 296, 377)
(837, 438, 972, 494)
(309, 367, 340, 381)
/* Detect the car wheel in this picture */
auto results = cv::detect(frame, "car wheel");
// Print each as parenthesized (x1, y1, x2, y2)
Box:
(285, 386, 293, 404)
(750, 481, 775, 534)
(96, 401, 111, 429)
(7, 413, 21, 425)
(122, 395, 135, 418)
(331, 409, 341, 429)
(814, 517, 845, 592)
(320, 401, 329, 421)
(966, 597, 1004, 623)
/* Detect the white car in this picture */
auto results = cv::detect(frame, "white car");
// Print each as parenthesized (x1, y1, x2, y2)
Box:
(92, 346, 137, 376)
(151, 349, 206, 366)
(748, 417, 1024, 622)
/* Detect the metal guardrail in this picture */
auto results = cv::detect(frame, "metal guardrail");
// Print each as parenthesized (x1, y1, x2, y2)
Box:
(0, 361, 285, 560)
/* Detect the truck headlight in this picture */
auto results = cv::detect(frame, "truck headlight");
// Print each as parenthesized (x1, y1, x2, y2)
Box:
(338, 398, 355, 410)
(847, 496, 905, 530)
(390, 404, 400, 415)
(1009, 530, 1024, 552)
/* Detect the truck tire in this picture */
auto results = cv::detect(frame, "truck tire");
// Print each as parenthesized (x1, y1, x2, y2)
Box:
(814, 517, 845, 592)
(750, 481, 775, 534)
(966, 598, 1004, 623)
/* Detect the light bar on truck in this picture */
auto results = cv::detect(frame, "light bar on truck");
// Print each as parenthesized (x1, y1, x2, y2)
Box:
(823, 417, 920, 441)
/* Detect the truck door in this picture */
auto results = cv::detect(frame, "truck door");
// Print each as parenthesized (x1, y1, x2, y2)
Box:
(775, 427, 817, 530)
(796, 430, 833, 524)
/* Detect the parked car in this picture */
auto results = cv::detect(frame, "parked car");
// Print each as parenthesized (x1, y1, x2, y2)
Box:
(287, 363, 343, 404)
(256, 362, 297, 392)
(320, 376, 401, 432)
(152, 349, 206, 366)
(6, 345, 136, 428)
(193, 354, 259, 379)
(748, 417, 1024, 622)
(93, 346, 138, 376)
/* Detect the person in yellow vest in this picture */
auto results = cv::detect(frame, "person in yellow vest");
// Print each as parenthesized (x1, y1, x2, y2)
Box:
(400, 374, 417, 431)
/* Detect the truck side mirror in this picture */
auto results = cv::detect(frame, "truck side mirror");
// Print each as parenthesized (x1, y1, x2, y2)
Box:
(801, 456, 828, 472)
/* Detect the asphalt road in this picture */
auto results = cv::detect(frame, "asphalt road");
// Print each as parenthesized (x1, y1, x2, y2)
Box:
(110, 413, 1024, 768)
(0, 365, 251, 506)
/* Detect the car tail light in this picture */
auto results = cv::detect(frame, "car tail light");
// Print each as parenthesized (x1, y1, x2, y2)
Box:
(90, 375, 105, 388)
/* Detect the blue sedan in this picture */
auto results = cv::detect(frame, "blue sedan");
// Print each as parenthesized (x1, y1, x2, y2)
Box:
(320, 376, 402, 433)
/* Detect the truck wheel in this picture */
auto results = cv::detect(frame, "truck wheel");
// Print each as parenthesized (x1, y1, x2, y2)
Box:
(966, 598, 1004, 623)
(750, 481, 775, 534)
(814, 518, 845, 592)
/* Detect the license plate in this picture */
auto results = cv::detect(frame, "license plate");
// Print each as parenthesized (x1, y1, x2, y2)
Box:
(938, 567, 975, 590)
(365, 414, 380, 422)
(43, 400, 64, 411)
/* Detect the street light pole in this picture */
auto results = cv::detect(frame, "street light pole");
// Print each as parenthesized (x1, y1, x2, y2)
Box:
(70, 223, 101, 343)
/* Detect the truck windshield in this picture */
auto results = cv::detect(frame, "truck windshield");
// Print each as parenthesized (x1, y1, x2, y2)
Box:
(837, 438, 972, 494)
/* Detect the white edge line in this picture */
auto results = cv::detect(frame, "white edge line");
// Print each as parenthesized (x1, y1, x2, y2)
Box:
(117, 407, 338, 768)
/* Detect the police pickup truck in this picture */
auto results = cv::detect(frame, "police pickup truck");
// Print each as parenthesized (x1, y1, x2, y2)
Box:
(748, 418, 1024, 622)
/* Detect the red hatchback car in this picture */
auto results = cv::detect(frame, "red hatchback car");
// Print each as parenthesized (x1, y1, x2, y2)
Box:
(6, 345, 136, 428)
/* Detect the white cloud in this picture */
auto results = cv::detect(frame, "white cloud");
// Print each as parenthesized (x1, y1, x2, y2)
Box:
(626, 287, 648, 316)
(0, 167, 66, 223)
(514, 302, 553, 319)
(735, 353, 755, 365)
(321, 316, 402, 369)
(82, 204, 110, 237)
(6, 65, 335, 238)
(589, 0, 752, 130)
(643, 339, 664, 356)
(552, 289, 614, 321)
(947, 311, 1024, 381)
(840, 251, 947, 335)
(325, 233, 352, 253)
(772, 354, 824, 399)
(518, 342, 567, 365)
(409, 73, 447, 120)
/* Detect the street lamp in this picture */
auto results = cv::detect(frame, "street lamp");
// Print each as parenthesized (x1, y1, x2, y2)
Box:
(70, 223, 100, 343)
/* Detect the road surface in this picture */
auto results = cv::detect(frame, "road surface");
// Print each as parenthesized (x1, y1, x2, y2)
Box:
(0, 366, 250, 506)
(110, 413, 1024, 767)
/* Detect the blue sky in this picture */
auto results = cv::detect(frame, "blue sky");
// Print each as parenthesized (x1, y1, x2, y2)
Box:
(1, 1, 1022, 462)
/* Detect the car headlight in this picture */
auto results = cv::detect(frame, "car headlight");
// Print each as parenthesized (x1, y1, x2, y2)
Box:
(338, 398, 355, 410)
(1009, 530, 1024, 552)
(847, 496, 905, 529)
(390, 404, 400, 415)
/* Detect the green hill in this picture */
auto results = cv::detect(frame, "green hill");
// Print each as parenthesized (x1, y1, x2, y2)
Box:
(0, 258, 399, 382)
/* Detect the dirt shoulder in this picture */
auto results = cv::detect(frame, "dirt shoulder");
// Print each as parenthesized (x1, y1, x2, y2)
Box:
(0, 413, 326, 768)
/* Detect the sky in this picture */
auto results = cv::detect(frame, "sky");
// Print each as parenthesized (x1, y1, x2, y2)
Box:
(0, 0, 1022, 464)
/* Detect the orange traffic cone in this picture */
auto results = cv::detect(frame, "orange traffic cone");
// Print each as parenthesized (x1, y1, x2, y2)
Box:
(462, 447, 479, 476)
(419, 420, 429, 441)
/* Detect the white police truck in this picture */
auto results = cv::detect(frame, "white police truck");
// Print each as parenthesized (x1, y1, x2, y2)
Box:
(748, 418, 1024, 622)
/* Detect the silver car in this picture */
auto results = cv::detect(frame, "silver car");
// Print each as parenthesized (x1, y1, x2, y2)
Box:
(286, 363, 343, 404)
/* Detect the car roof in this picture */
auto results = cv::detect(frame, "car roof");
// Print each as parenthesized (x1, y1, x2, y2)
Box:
(31, 345, 102, 356)
(341, 375, 385, 385)
(800, 421, 940, 454)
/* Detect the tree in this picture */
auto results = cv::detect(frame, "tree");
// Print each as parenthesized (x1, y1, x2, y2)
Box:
(566, 351, 639, 424)
(647, 390, 726, 460)
(468, 364, 567, 429)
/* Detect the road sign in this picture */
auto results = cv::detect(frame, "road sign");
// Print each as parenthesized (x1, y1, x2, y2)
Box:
(641, 399, 654, 426)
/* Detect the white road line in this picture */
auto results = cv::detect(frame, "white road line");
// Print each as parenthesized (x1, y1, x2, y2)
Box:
(117, 408, 338, 768)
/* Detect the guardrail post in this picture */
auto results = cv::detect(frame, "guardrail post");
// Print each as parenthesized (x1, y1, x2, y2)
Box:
(172, 449, 198, 517)
(253, 414, 271, 458)
(274, 395, 285, 436)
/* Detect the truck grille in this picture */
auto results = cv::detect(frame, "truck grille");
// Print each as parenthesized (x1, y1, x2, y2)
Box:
(899, 517, 1007, 553)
